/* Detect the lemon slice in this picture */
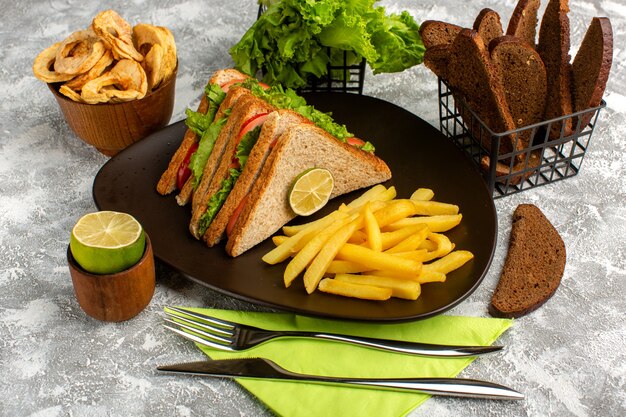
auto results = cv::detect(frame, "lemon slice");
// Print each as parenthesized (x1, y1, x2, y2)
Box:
(289, 168, 334, 216)
(70, 211, 146, 274)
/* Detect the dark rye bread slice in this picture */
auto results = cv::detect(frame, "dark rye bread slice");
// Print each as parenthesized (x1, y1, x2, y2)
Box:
(490, 204, 566, 318)
(490, 36, 547, 142)
(506, 0, 541, 47)
(538, 0, 574, 139)
(419, 20, 462, 48)
(473, 8, 504, 48)
(572, 17, 613, 129)
(446, 29, 522, 163)
(423, 44, 451, 80)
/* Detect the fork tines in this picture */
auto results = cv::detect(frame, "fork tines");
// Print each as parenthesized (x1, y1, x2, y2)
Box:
(164, 307, 237, 351)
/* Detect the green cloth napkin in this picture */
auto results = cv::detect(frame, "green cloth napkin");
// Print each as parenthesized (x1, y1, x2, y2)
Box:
(177, 307, 512, 417)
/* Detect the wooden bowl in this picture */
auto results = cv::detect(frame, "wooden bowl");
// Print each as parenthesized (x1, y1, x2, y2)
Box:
(67, 234, 156, 322)
(49, 68, 176, 156)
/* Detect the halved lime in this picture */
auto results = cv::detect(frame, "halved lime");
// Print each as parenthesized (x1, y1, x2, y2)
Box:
(289, 168, 334, 216)
(70, 211, 146, 274)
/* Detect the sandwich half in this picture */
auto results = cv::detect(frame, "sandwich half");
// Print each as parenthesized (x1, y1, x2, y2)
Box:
(203, 109, 309, 247)
(156, 68, 249, 197)
(226, 122, 392, 257)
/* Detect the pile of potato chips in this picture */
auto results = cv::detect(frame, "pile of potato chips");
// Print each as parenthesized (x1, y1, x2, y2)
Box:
(33, 10, 176, 104)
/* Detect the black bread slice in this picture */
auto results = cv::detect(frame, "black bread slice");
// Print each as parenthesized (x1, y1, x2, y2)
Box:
(490, 35, 547, 144)
(473, 8, 504, 47)
(419, 20, 462, 49)
(490, 204, 566, 318)
(423, 44, 451, 80)
(537, 0, 574, 138)
(506, 0, 541, 47)
(447, 29, 522, 163)
(572, 17, 613, 129)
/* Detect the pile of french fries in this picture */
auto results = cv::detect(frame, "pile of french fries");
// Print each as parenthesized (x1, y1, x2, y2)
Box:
(262, 185, 474, 301)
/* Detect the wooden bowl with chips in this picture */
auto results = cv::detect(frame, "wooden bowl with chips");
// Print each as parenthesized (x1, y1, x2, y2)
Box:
(48, 65, 176, 156)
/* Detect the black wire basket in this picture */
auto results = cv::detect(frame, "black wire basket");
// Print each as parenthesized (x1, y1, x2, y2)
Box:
(257, 5, 365, 94)
(438, 78, 606, 198)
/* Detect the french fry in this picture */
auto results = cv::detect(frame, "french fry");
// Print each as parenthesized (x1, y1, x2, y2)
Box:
(303, 217, 362, 293)
(385, 214, 463, 233)
(281, 204, 349, 236)
(422, 250, 474, 274)
(347, 229, 367, 244)
(416, 269, 447, 283)
(368, 269, 422, 281)
(283, 213, 358, 287)
(374, 200, 417, 228)
(410, 188, 434, 201)
(371, 185, 397, 203)
(334, 273, 421, 300)
(385, 227, 429, 253)
(427, 233, 454, 258)
(345, 184, 387, 209)
(363, 203, 382, 252)
(326, 260, 371, 274)
(336, 243, 422, 277)
(318, 278, 392, 301)
(418, 239, 438, 251)
(380, 224, 428, 250)
(411, 200, 459, 215)
(272, 235, 288, 246)
(263, 210, 348, 265)
(388, 249, 429, 262)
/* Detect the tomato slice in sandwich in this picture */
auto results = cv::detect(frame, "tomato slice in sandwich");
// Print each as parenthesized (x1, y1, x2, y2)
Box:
(237, 113, 270, 143)
(227, 195, 249, 237)
(347, 137, 366, 147)
(177, 142, 199, 190)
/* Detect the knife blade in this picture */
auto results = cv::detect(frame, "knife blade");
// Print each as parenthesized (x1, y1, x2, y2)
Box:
(157, 358, 524, 400)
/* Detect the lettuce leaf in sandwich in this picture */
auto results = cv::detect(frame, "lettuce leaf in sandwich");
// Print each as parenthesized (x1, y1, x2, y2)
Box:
(197, 124, 263, 235)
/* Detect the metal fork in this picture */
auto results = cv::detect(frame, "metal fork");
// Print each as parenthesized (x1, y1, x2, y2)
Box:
(163, 307, 502, 357)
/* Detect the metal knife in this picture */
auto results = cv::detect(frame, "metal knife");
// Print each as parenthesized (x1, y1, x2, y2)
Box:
(157, 358, 524, 400)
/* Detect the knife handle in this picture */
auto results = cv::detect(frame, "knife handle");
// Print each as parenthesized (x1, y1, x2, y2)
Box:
(337, 377, 524, 400)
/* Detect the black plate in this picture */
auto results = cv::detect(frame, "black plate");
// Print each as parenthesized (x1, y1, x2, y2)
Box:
(93, 93, 497, 322)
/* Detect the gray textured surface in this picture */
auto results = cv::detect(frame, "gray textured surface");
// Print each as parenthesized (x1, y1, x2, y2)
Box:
(1, 0, 625, 416)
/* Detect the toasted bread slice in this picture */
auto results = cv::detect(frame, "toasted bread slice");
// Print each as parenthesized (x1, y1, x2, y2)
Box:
(156, 69, 249, 196)
(423, 44, 451, 80)
(203, 109, 308, 247)
(506, 0, 541, 47)
(226, 124, 392, 257)
(419, 20, 462, 49)
(189, 93, 275, 238)
(572, 17, 613, 129)
(473, 8, 504, 47)
(490, 35, 547, 144)
(538, 0, 574, 138)
(490, 204, 566, 318)
(447, 29, 521, 162)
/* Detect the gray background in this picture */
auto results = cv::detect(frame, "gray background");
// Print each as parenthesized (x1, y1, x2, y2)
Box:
(1, 0, 624, 416)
